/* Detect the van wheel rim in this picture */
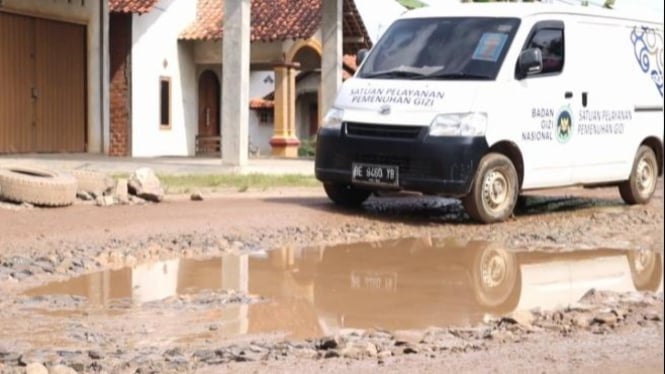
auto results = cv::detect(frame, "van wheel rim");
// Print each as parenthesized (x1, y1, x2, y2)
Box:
(636, 157, 655, 195)
(481, 249, 507, 289)
(483, 170, 509, 211)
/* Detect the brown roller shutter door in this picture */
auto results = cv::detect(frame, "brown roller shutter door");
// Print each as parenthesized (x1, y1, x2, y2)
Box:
(0, 12, 86, 154)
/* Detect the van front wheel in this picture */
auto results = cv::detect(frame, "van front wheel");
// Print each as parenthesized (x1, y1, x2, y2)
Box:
(619, 145, 658, 205)
(323, 183, 371, 207)
(463, 153, 519, 223)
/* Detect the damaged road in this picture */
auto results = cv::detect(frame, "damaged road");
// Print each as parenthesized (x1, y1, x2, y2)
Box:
(0, 180, 663, 373)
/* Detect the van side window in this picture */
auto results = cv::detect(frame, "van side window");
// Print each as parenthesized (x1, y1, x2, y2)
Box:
(526, 28, 564, 74)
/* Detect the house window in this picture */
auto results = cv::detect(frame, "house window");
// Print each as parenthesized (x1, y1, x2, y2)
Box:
(160, 77, 171, 129)
(258, 109, 273, 124)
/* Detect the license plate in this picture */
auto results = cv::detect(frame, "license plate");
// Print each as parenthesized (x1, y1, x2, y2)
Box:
(351, 163, 399, 187)
(350, 271, 398, 291)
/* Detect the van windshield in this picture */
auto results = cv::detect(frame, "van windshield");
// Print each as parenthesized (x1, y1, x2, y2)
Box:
(358, 17, 521, 81)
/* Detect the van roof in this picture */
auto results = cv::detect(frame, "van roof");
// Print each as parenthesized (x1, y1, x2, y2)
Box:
(402, 3, 663, 26)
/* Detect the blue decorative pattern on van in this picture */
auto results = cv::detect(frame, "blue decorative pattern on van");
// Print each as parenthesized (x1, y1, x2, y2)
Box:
(630, 26, 664, 98)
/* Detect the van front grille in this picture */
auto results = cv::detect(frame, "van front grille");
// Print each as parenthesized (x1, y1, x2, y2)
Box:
(345, 122, 423, 139)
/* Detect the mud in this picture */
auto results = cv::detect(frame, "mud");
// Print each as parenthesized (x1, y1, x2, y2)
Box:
(0, 181, 663, 373)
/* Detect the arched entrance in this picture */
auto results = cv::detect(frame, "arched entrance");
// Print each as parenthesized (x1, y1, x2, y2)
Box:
(197, 70, 221, 155)
(291, 46, 322, 140)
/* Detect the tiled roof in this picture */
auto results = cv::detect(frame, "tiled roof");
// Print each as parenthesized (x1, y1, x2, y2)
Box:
(181, 0, 371, 53)
(249, 98, 275, 109)
(181, 0, 321, 43)
(109, 0, 159, 14)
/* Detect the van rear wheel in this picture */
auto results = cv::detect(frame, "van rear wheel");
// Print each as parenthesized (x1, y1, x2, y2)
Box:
(463, 153, 519, 223)
(323, 183, 371, 207)
(619, 145, 658, 205)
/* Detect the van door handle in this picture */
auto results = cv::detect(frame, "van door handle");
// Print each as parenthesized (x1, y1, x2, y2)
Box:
(564, 91, 573, 99)
(582, 92, 588, 107)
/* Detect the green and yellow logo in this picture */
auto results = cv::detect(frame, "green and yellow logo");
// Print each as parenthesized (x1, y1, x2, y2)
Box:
(556, 106, 573, 144)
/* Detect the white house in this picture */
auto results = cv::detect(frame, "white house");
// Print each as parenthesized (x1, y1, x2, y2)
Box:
(108, 0, 371, 158)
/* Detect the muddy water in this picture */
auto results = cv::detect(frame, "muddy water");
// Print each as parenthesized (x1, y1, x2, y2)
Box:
(22, 238, 664, 342)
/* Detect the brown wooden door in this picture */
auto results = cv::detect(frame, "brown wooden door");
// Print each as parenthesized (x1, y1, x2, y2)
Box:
(0, 12, 86, 154)
(0, 12, 35, 153)
(198, 71, 220, 138)
(35, 18, 86, 152)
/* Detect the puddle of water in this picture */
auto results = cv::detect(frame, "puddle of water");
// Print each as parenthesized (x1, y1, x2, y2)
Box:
(23, 238, 664, 340)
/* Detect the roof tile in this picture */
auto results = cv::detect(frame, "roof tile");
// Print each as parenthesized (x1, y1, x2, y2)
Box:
(109, 0, 159, 14)
(180, 0, 371, 52)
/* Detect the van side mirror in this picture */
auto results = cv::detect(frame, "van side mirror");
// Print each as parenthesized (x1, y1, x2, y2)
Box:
(517, 48, 543, 79)
(356, 49, 369, 67)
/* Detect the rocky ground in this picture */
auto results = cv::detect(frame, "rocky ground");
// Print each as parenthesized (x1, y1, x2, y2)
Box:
(0, 179, 663, 373)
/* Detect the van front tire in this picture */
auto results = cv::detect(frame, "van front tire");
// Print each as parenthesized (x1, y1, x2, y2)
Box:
(619, 145, 658, 205)
(323, 183, 371, 207)
(463, 153, 519, 224)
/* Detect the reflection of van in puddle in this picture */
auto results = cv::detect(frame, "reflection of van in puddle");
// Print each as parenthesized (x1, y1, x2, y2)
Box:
(309, 238, 663, 331)
(315, 4, 664, 223)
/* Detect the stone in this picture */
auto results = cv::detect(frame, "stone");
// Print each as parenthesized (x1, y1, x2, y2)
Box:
(593, 312, 618, 326)
(643, 310, 662, 321)
(68, 362, 85, 372)
(96, 195, 115, 207)
(114, 179, 129, 204)
(377, 350, 392, 358)
(25, 363, 48, 374)
(50, 365, 78, 374)
(76, 191, 93, 201)
(128, 168, 164, 202)
(190, 191, 204, 201)
(87, 350, 102, 360)
(294, 348, 319, 359)
(318, 337, 340, 350)
(572, 314, 592, 328)
(340, 342, 377, 359)
(403, 347, 418, 354)
(323, 350, 340, 359)
(502, 310, 535, 327)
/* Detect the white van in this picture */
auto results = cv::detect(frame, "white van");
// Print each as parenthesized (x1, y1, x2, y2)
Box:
(314, 3, 664, 223)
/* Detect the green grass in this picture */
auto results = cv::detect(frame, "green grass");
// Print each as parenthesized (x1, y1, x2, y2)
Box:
(149, 173, 319, 193)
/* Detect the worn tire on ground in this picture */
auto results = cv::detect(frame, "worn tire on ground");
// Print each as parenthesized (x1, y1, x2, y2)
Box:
(323, 182, 371, 207)
(69, 169, 114, 195)
(0, 166, 77, 207)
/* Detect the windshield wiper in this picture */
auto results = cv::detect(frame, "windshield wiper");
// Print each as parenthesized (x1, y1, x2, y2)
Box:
(417, 71, 493, 80)
(361, 68, 427, 79)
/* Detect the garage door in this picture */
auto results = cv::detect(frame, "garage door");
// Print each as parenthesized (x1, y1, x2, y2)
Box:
(0, 12, 86, 154)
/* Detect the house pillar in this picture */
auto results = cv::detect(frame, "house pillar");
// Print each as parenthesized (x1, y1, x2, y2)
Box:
(221, 0, 250, 167)
(270, 63, 300, 158)
(321, 0, 343, 117)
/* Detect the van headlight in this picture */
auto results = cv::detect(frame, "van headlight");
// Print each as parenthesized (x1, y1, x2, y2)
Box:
(429, 112, 487, 137)
(322, 107, 344, 130)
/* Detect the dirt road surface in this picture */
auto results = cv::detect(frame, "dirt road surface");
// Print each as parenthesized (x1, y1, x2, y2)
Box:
(0, 181, 663, 373)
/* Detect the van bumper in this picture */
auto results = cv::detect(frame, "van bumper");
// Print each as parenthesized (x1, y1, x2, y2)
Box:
(315, 127, 489, 197)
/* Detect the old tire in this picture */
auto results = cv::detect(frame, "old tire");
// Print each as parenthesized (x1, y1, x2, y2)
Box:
(323, 182, 371, 207)
(0, 166, 77, 207)
(70, 169, 114, 195)
(619, 145, 658, 205)
(463, 153, 519, 223)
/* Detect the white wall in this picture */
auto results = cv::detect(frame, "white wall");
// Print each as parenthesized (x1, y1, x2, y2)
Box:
(1, 0, 108, 154)
(248, 71, 277, 155)
(130, 0, 197, 157)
